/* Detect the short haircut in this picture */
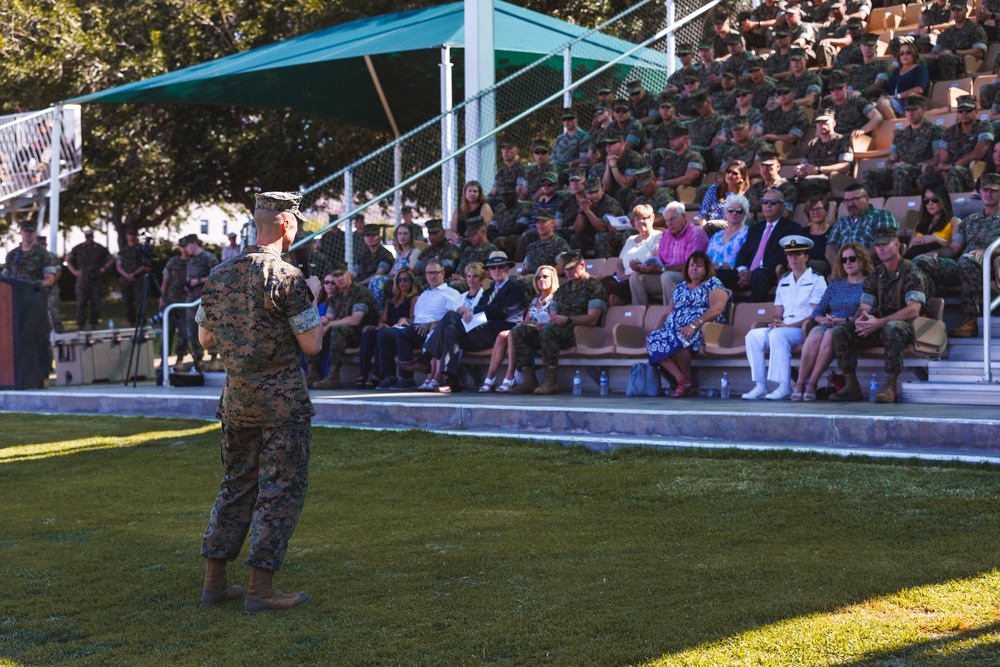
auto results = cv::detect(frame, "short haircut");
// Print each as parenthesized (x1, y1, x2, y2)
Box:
(663, 201, 686, 218)
(723, 193, 750, 219)
(464, 262, 486, 280)
(631, 203, 654, 220)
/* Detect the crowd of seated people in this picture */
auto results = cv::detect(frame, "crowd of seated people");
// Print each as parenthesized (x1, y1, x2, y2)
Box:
(301, 0, 1000, 399)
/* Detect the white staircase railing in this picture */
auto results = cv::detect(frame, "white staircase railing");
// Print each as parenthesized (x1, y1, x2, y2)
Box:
(981, 236, 1000, 382)
(0, 106, 83, 215)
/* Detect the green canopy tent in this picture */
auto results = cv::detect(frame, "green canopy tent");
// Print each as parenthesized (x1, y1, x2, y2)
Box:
(65, 1, 670, 134)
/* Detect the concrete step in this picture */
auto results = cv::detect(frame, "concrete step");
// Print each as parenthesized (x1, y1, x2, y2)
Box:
(927, 360, 1000, 383)
(901, 380, 1000, 406)
(943, 336, 1000, 362)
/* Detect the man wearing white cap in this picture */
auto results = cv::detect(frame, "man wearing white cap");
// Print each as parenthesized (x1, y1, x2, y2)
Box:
(743, 235, 828, 400)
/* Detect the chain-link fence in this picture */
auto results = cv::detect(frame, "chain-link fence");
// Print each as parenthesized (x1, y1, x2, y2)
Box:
(0, 106, 83, 212)
(295, 0, 746, 253)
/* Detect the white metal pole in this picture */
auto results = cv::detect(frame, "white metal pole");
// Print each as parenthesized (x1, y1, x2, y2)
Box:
(441, 45, 457, 225)
(666, 0, 677, 76)
(393, 145, 403, 227)
(47, 106, 63, 256)
(343, 171, 354, 269)
(465, 0, 495, 188)
(563, 47, 573, 110)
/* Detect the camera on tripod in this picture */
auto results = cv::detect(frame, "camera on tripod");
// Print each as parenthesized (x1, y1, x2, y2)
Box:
(138, 234, 155, 267)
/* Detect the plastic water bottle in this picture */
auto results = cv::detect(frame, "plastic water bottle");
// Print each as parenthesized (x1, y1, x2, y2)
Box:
(720, 372, 730, 399)
(869, 374, 879, 403)
(599, 371, 609, 396)
(572, 370, 582, 396)
(108, 319, 115, 330)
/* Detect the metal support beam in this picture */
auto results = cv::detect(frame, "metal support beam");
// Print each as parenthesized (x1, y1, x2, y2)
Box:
(47, 106, 63, 256)
(563, 47, 573, 109)
(343, 171, 354, 269)
(440, 46, 457, 227)
(464, 0, 495, 188)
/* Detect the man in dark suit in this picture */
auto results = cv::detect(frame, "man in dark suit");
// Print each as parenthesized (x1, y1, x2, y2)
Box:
(716, 188, 799, 301)
(398, 251, 527, 391)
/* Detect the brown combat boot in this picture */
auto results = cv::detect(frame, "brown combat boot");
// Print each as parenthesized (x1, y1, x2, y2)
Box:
(949, 316, 979, 338)
(508, 366, 538, 394)
(243, 567, 311, 615)
(199, 558, 243, 607)
(829, 371, 863, 402)
(305, 360, 323, 387)
(533, 366, 560, 395)
(312, 366, 341, 390)
(875, 373, 899, 403)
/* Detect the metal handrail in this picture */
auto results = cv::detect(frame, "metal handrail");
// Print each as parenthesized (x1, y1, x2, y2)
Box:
(161, 300, 201, 389)
(292, 0, 723, 253)
(981, 236, 1000, 382)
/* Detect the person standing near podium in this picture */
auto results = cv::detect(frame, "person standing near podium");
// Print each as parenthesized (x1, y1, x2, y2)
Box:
(66, 229, 114, 330)
(2, 220, 58, 292)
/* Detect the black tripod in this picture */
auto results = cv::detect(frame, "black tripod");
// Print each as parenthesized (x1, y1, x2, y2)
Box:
(124, 269, 158, 387)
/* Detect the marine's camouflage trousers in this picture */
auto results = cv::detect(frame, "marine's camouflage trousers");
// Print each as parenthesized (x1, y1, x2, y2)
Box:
(914, 254, 982, 317)
(511, 322, 575, 367)
(201, 421, 311, 571)
(75, 279, 102, 328)
(862, 163, 923, 198)
(945, 165, 975, 195)
(831, 319, 914, 376)
(327, 324, 362, 367)
(796, 174, 831, 198)
(47, 285, 62, 330)
(571, 230, 628, 258)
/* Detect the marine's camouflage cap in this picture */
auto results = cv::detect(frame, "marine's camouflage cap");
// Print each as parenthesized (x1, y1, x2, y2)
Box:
(254, 191, 306, 222)
(872, 228, 899, 244)
(956, 94, 977, 110)
(584, 178, 603, 193)
(904, 95, 928, 110)
(860, 32, 879, 44)
(981, 173, 1000, 190)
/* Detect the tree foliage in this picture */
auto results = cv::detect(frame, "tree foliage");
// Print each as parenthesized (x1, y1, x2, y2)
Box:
(0, 0, 634, 237)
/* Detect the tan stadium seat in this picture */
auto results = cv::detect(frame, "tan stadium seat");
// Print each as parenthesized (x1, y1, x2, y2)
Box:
(973, 74, 996, 102)
(570, 305, 645, 356)
(884, 196, 921, 229)
(869, 5, 905, 31)
(613, 305, 669, 356)
(603, 256, 624, 278)
(897, 3, 924, 32)
(584, 258, 605, 277)
(926, 78, 972, 115)
(854, 118, 907, 159)
(700, 302, 778, 357)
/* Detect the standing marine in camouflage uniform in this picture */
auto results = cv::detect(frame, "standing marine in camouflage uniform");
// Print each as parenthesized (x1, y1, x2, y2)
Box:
(927, 1, 988, 80)
(914, 173, 1000, 337)
(795, 112, 856, 197)
(115, 228, 149, 327)
(830, 228, 930, 403)
(184, 234, 220, 370)
(309, 267, 380, 389)
(159, 238, 190, 370)
(2, 221, 57, 360)
(935, 95, 995, 193)
(196, 191, 322, 614)
(36, 236, 64, 332)
(508, 251, 607, 395)
(863, 95, 944, 197)
(523, 209, 571, 274)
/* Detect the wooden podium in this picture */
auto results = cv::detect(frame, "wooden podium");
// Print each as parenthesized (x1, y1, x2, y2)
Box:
(0, 277, 50, 389)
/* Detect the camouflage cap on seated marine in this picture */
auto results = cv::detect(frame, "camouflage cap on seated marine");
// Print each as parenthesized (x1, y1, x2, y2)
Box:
(465, 216, 487, 235)
(425, 218, 445, 233)
(532, 138, 551, 153)
(568, 169, 587, 182)
(746, 59, 764, 71)
(774, 28, 790, 38)
(725, 33, 743, 45)
(498, 136, 516, 148)
(633, 167, 653, 187)
(859, 32, 879, 45)
(254, 191, 306, 222)
(981, 173, 1000, 190)
(730, 116, 750, 130)
(669, 124, 689, 139)
(872, 227, 899, 245)
(956, 94, 977, 111)
(659, 97, 675, 109)
(625, 79, 643, 92)
(612, 98, 631, 111)
(600, 130, 626, 144)
(540, 170, 560, 184)
(596, 87, 613, 96)
(948, 0, 967, 8)
(19, 220, 37, 232)
(560, 109, 578, 120)
(691, 89, 710, 105)
(362, 223, 380, 236)
(828, 70, 849, 87)
(534, 208, 555, 222)
(789, 48, 806, 61)
(814, 110, 835, 123)
(676, 44, 693, 56)
(584, 177, 604, 193)
(904, 95, 928, 110)
(697, 40, 714, 51)
(499, 183, 518, 195)
(561, 250, 584, 270)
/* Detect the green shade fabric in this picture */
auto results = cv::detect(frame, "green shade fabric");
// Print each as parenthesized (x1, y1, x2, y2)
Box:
(65, 1, 668, 133)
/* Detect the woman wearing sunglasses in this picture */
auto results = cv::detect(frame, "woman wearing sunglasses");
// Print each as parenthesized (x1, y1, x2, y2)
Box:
(706, 193, 750, 271)
(699, 160, 750, 225)
(356, 268, 420, 389)
(905, 179, 958, 259)
(886, 42, 929, 117)
(791, 242, 873, 401)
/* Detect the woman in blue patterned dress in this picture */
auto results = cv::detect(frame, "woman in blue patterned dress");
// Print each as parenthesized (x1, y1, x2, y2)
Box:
(646, 250, 730, 397)
(707, 193, 750, 270)
(791, 242, 873, 401)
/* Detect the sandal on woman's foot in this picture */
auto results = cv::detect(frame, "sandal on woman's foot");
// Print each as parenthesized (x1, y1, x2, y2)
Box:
(496, 377, 516, 393)
(478, 377, 496, 393)
(366, 376, 381, 390)
(803, 391, 817, 402)
(417, 378, 440, 392)
(670, 378, 695, 398)
(354, 375, 367, 390)
(790, 388, 804, 401)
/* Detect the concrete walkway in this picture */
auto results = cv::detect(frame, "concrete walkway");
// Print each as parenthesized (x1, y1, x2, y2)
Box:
(3, 381, 999, 464)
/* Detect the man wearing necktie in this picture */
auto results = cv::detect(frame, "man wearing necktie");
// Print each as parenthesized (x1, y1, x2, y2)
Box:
(399, 251, 527, 392)
(716, 188, 799, 301)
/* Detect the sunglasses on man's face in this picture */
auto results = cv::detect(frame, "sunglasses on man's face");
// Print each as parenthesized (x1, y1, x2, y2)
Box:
(761, 199, 782, 205)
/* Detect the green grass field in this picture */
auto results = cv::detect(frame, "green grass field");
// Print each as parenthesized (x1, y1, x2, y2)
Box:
(1, 414, 999, 666)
